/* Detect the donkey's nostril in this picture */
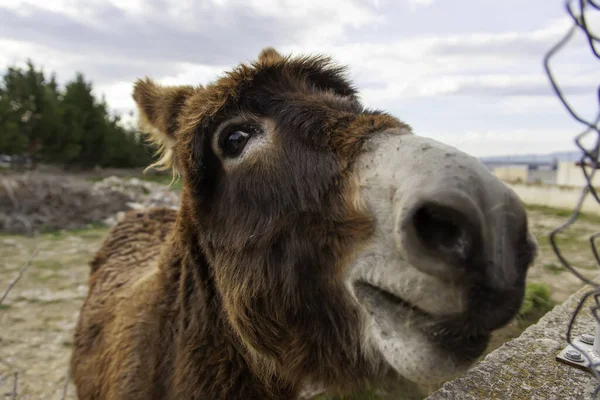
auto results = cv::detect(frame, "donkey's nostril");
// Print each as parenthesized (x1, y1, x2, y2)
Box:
(412, 203, 473, 261)
(398, 189, 484, 281)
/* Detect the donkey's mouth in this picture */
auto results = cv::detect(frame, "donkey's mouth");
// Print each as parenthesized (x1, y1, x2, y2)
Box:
(353, 281, 426, 317)
(353, 280, 489, 362)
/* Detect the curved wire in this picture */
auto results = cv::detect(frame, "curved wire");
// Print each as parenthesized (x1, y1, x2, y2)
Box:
(544, 1, 600, 397)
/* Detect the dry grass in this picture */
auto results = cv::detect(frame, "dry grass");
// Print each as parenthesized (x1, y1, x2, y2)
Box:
(0, 226, 110, 399)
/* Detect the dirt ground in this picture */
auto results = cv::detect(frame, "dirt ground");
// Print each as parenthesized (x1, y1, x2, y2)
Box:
(1, 203, 599, 399)
(0, 226, 108, 399)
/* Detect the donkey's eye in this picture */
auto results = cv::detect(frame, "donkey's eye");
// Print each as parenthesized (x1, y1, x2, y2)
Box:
(220, 128, 253, 157)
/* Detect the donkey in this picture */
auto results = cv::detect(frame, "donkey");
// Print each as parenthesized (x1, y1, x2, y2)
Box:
(70, 47, 538, 400)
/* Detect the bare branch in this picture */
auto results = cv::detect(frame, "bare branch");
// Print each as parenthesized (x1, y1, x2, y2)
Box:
(12, 372, 17, 400)
(60, 365, 70, 400)
(0, 247, 40, 306)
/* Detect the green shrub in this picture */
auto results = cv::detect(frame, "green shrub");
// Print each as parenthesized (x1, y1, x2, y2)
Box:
(518, 282, 554, 328)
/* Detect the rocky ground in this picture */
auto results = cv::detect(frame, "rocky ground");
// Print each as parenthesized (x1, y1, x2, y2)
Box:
(0, 172, 180, 234)
(1, 172, 599, 399)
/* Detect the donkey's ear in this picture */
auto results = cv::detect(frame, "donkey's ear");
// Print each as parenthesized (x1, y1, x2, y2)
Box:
(132, 78, 196, 174)
(257, 47, 284, 64)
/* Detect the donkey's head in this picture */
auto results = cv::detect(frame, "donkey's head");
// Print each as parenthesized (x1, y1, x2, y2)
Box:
(132, 48, 537, 393)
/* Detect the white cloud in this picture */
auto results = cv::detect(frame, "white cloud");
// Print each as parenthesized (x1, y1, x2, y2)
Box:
(425, 128, 581, 157)
(0, 38, 80, 82)
(276, 16, 596, 114)
(157, 63, 226, 87)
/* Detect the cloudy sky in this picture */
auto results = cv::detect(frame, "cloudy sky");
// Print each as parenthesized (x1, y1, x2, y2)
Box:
(0, 0, 598, 157)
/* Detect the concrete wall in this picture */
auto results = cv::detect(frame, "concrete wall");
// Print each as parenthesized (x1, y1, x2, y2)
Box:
(492, 166, 557, 185)
(493, 165, 529, 183)
(557, 161, 600, 188)
(506, 182, 600, 216)
(529, 169, 557, 185)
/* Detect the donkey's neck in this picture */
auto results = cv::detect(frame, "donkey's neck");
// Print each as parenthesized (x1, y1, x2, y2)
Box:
(157, 216, 298, 400)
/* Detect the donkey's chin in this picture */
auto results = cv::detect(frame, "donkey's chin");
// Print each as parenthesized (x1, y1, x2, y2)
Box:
(353, 280, 488, 386)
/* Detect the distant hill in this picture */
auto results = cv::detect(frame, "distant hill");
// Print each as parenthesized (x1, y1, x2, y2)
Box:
(480, 151, 581, 165)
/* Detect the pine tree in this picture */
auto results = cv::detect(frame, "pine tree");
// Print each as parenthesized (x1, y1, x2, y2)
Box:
(0, 60, 155, 168)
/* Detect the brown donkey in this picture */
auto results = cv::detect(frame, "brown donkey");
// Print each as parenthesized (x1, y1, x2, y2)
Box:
(70, 47, 538, 400)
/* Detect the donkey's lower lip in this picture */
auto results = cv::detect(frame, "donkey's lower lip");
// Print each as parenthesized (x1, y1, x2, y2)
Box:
(354, 280, 490, 362)
(353, 280, 427, 317)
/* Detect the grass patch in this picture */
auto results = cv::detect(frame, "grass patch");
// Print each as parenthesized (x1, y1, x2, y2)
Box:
(46, 231, 66, 241)
(0, 248, 24, 259)
(44, 224, 109, 240)
(525, 204, 574, 218)
(12, 296, 65, 305)
(134, 173, 183, 191)
(543, 263, 563, 275)
(534, 227, 587, 250)
(30, 270, 61, 283)
(525, 204, 600, 224)
(16, 297, 66, 305)
(517, 282, 555, 329)
(86, 171, 182, 190)
(77, 231, 105, 240)
(0, 304, 12, 310)
(14, 296, 43, 303)
(34, 260, 63, 271)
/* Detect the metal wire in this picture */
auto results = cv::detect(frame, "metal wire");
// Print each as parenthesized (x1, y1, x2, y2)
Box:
(544, 0, 600, 396)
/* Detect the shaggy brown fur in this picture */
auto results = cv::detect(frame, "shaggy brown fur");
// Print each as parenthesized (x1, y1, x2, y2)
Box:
(71, 48, 410, 399)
